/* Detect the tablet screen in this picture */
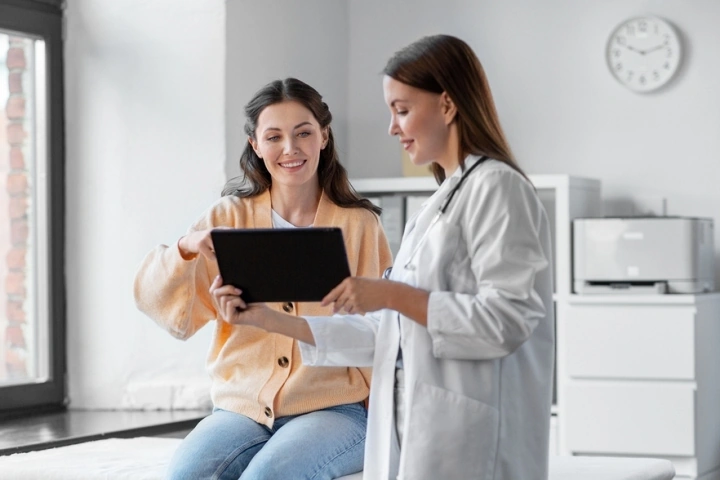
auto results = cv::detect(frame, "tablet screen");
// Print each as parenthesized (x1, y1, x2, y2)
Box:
(211, 228, 351, 303)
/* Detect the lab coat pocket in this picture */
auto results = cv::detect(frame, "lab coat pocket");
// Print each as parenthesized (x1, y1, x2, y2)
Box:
(399, 380, 499, 480)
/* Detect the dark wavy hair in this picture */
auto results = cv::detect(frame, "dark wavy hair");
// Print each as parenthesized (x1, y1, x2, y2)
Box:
(383, 34, 528, 185)
(222, 78, 380, 216)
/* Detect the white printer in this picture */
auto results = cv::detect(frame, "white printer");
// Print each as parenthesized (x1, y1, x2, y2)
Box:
(573, 217, 715, 294)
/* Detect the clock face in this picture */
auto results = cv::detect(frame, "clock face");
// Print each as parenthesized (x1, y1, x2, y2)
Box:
(606, 16, 682, 92)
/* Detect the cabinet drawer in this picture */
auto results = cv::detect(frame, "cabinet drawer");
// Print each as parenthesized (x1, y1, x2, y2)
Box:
(566, 305, 695, 380)
(565, 382, 695, 456)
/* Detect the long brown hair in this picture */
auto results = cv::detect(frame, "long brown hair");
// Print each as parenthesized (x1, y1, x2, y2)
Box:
(222, 78, 380, 215)
(383, 34, 527, 184)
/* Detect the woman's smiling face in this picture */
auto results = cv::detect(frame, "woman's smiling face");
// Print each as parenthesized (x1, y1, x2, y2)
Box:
(250, 100, 328, 189)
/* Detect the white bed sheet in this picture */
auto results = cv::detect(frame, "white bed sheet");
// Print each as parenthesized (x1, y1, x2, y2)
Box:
(0, 437, 676, 480)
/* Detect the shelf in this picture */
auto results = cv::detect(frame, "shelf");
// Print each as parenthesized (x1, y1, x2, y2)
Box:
(350, 174, 601, 195)
(567, 292, 720, 305)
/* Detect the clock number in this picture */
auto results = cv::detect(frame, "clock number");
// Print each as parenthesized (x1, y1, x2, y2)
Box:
(627, 71, 634, 81)
(666, 48, 673, 58)
(664, 62, 670, 70)
(639, 75, 646, 85)
(616, 35, 626, 45)
(613, 49, 622, 57)
(615, 62, 623, 71)
(626, 25, 635, 35)
(653, 71, 660, 80)
(638, 21, 648, 32)
(654, 23, 659, 34)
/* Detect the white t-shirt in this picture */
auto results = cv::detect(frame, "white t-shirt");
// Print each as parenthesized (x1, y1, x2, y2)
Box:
(271, 209, 312, 229)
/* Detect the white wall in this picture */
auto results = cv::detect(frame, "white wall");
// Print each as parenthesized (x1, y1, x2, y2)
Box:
(346, 0, 720, 279)
(225, 0, 348, 179)
(64, 0, 225, 408)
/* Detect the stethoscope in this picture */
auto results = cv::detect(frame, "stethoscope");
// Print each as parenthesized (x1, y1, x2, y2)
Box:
(383, 155, 488, 279)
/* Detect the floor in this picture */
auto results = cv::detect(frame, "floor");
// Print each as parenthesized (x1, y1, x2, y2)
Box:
(0, 409, 207, 456)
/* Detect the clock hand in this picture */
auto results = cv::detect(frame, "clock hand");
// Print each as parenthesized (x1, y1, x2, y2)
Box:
(625, 44, 646, 55)
(645, 44, 666, 54)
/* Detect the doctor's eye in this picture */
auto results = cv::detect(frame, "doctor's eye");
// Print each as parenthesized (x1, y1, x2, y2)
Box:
(297, 131, 311, 138)
(396, 110, 408, 116)
(266, 135, 280, 142)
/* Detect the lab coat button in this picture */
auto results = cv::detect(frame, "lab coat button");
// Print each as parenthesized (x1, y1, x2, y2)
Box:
(282, 302, 293, 313)
(264, 407, 273, 418)
(278, 356, 289, 368)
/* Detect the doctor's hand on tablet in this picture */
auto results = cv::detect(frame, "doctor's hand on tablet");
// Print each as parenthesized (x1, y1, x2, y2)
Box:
(321, 277, 395, 315)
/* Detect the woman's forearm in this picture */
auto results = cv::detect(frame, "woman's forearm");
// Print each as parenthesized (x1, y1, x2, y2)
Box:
(259, 309, 316, 346)
(386, 282, 430, 327)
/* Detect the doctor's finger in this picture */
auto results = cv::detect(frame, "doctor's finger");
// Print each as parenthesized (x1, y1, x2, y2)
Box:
(321, 280, 349, 306)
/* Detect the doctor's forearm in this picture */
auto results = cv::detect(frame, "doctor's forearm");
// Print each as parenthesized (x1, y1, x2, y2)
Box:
(386, 283, 429, 327)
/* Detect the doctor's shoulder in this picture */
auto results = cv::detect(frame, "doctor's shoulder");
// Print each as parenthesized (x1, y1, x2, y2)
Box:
(463, 160, 541, 211)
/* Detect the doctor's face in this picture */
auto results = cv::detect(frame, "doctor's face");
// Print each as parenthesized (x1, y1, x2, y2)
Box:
(249, 100, 328, 189)
(383, 75, 449, 167)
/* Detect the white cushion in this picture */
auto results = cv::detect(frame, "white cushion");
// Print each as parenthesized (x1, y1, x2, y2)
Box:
(549, 455, 675, 480)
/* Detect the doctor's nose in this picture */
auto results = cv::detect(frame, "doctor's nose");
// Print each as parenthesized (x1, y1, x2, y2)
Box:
(388, 117, 400, 137)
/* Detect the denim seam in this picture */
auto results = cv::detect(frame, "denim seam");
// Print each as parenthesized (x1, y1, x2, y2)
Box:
(211, 435, 268, 480)
(308, 433, 366, 480)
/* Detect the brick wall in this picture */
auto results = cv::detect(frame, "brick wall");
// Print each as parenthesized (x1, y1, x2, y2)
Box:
(3, 37, 30, 380)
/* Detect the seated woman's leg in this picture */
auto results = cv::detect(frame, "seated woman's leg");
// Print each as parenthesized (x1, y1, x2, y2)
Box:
(240, 402, 367, 480)
(166, 408, 271, 480)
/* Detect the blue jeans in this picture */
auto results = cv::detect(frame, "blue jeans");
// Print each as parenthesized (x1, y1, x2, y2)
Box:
(166, 402, 367, 480)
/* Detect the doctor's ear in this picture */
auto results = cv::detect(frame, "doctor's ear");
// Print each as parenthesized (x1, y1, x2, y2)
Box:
(248, 137, 262, 159)
(440, 92, 457, 125)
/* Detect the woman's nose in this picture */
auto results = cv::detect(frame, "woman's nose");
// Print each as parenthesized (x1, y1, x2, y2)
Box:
(283, 138, 299, 155)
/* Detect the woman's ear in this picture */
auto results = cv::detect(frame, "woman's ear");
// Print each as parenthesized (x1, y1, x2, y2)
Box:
(248, 137, 262, 158)
(321, 127, 329, 149)
(440, 92, 457, 125)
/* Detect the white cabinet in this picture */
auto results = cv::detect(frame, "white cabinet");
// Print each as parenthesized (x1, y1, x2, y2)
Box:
(559, 294, 720, 480)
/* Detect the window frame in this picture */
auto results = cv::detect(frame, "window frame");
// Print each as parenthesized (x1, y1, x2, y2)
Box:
(0, 0, 65, 417)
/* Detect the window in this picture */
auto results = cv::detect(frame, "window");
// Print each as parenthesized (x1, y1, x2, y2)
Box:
(0, 0, 65, 416)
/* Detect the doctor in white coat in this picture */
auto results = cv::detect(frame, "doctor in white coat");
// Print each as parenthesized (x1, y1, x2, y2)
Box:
(211, 34, 554, 480)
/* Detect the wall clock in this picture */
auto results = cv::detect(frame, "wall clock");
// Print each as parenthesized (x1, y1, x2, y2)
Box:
(606, 16, 682, 92)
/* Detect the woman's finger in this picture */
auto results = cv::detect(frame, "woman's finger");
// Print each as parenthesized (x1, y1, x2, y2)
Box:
(227, 296, 247, 311)
(209, 275, 222, 293)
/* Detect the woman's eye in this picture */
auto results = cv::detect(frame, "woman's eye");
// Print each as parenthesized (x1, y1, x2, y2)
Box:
(396, 110, 408, 116)
(267, 136, 280, 142)
(298, 131, 311, 138)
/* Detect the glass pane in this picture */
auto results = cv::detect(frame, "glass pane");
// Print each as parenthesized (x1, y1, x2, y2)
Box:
(0, 30, 49, 386)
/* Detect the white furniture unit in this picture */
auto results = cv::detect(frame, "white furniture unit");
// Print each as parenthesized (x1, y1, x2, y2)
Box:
(559, 294, 720, 480)
(351, 174, 602, 453)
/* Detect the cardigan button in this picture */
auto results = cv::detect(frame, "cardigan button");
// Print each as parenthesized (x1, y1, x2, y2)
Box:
(282, 302, 293, 313)
(264, 407, 273, 418)
(278, 356, 289, 368)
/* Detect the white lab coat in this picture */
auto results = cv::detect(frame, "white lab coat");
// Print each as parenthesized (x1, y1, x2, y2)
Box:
(300, 157, 554, 480)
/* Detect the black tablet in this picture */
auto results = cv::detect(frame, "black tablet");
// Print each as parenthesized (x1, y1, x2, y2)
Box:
(210, 227, 351, 303)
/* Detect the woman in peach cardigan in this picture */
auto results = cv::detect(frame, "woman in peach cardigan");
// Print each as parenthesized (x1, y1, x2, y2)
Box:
(134, 78, 391, 480)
